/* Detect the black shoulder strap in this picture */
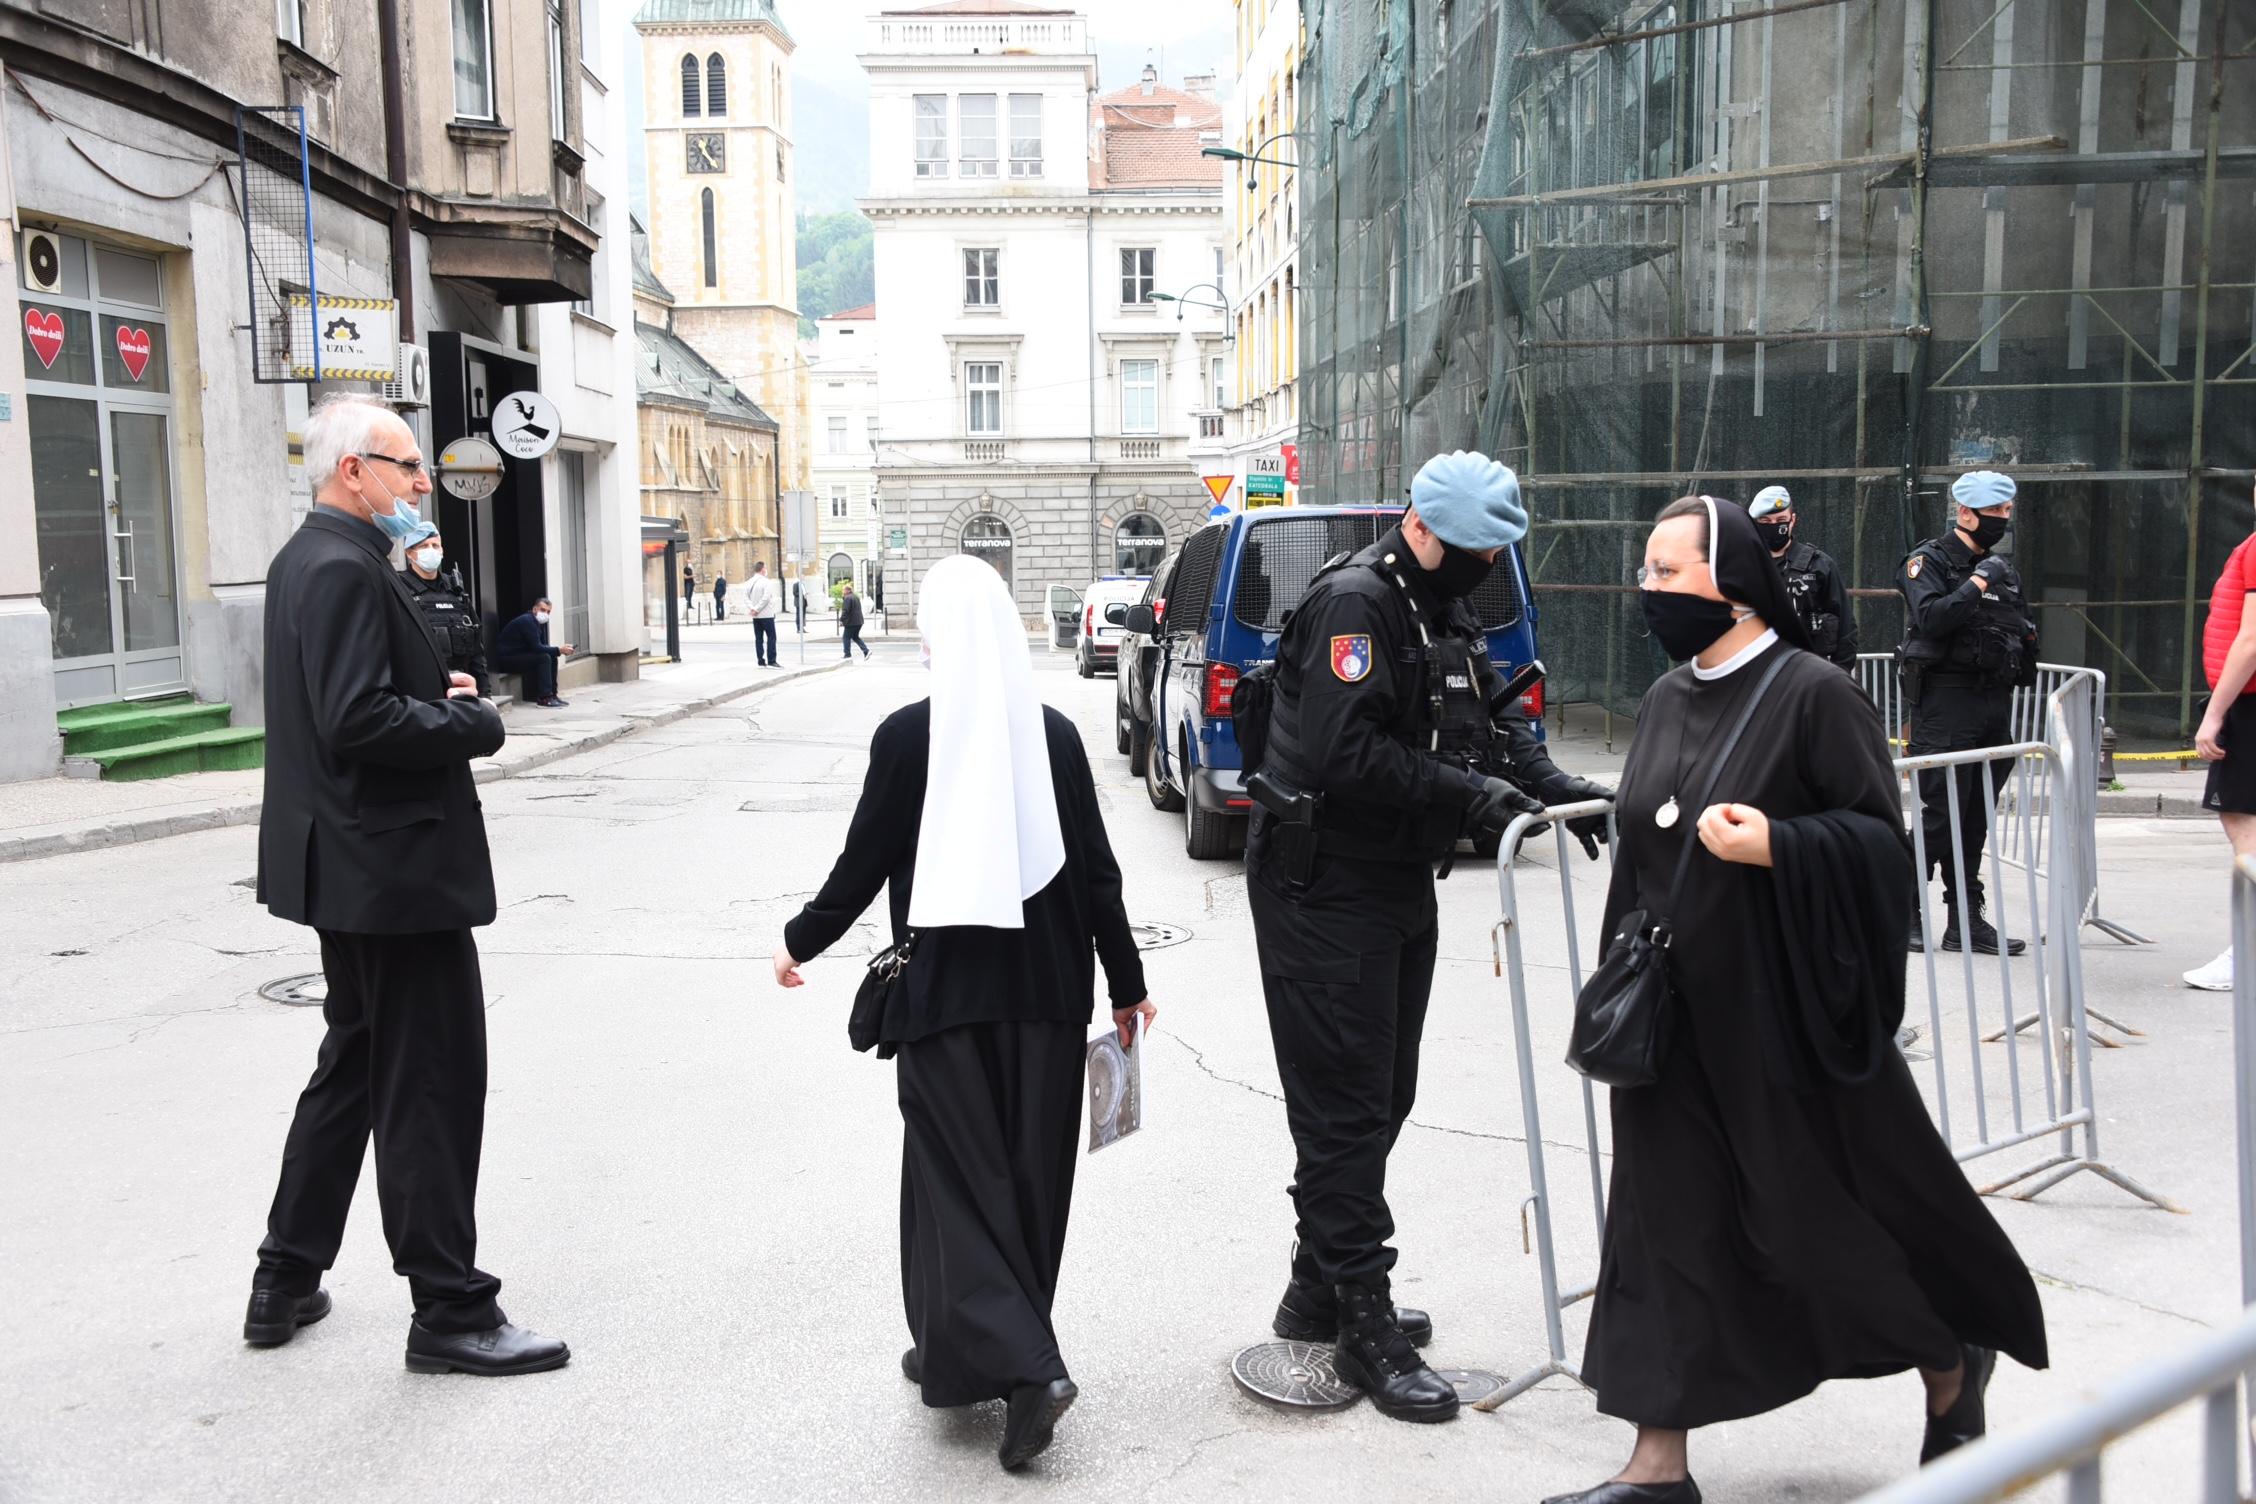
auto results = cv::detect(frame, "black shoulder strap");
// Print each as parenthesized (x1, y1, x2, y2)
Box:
(1661, 650, 1795, 924)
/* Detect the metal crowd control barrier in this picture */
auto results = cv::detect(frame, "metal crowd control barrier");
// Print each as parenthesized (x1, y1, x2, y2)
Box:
(1488, 798, 1616, 1407)
(1852, 854, 2256, 1501)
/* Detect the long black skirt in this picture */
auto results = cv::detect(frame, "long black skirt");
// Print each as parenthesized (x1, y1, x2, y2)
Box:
(895, 1019, 1084, 1408)
(1582, 995, 2049, 1430)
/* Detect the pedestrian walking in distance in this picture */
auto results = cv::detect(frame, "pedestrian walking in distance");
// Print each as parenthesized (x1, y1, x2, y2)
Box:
(1898, 470, 2038, 956)
(840, 581, 871, 659)
(683, 563, 697, 622)
(713, 570, 729, 621)
(497, 598, 573, 708)
(747, 559, 781, 667)
(247, 392, 567, 1377)
(1542, 496, 2045, 1504)
(773, 555, 1156, 1472)
(2187, 490, 2256, 991)
(1246, 450, 1610, 1423)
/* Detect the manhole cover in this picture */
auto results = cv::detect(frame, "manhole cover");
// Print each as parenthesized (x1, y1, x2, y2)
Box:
(1131, 921, 1192, 951)
(259, 973, 328, 1007)
(1438, 1368, 1506, 1406)
(1230, 1341, 1360, 1411)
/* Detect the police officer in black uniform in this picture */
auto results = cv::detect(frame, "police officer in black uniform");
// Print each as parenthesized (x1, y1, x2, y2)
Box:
(1244, 451, 1611, 1423)
(1898, 470, 2036, 956)
(401, 524, 492, 696)
(1749, 484, 1859, 672)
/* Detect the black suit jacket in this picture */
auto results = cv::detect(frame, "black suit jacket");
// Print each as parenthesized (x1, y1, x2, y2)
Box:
(256, 508, 508, 934)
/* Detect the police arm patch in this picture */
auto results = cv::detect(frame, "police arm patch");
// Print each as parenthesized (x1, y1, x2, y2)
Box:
(1905, 554, 1924, 579)
(1331, 634, 1374, 683)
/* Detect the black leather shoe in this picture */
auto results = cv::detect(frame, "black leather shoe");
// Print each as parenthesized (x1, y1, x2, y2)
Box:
(1330, 1284, 1458, 1423)
(243, 1287, 331, 1347)
(901, 1347, 921, 1384)
(404, 1320, 570, 1376)
(1540, 1481, 1702, 1504)
(998, 1377, 1077, 1471)
(1921, 1344, 1996, 1464)
(1273, 1277, 1434, 1347)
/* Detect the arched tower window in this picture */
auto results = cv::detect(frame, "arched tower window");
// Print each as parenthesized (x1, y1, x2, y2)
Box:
(701, 189, 717, 288)
(706, 53, 728, 116)
(680, 54, 701, 117)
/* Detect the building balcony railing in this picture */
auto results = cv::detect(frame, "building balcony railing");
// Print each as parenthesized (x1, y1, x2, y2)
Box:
(876, 434, 1199, 468)
(867, 16, 1088, 54)
(963, 438, 1008, 462)
(1117, 437, 1164, 460)
(1197, 414, 1226, 439)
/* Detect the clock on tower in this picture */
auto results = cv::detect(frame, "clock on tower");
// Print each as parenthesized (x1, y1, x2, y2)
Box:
(686, 132, 726, 173)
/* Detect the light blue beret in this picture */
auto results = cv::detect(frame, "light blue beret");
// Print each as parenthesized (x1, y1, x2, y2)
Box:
(1409, 450, 1529, 551)
(1749, 485, 1793, 519)
(403, 519, 439, 547)
(1951, 470, 2016, 510)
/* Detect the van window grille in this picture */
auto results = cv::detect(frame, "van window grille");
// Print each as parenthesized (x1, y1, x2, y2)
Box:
(1229, 513, 1527, 632)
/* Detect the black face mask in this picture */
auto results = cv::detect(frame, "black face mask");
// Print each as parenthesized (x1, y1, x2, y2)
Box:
(1965, 511, 2010, 551)
(1754, 519, 1794, 555)
(1641, 588, 1742, 662)
(1426, 541, 1496, 599)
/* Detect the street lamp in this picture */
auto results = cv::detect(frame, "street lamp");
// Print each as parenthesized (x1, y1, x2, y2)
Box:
(1151, 282, 1233, 326)
(1202, 132, 1301, 190)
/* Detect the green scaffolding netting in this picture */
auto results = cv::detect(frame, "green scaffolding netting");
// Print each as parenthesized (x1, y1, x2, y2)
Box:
(1298, 0, 2256, 738)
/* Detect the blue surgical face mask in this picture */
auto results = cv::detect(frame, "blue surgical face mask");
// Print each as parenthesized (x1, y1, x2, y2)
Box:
(365, 474, 425, 543)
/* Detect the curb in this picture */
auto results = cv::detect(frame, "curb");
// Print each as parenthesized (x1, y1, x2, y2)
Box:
(2098, 790, 2210, 820)
(0, 659, 847, 865)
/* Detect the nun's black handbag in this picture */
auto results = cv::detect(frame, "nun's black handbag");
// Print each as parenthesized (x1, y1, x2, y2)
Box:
(850, 934, 916, 1057)
(1567, 653, 1791, 1088)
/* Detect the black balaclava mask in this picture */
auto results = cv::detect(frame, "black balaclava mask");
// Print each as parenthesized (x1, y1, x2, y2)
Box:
(1964, 510, 2010, 551)
(1427, 540, 1496, 599)
(1754, 516, 1794, 555)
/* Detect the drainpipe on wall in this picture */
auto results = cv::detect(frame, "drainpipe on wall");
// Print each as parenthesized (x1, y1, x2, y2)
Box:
(1086, 203, 1099, 583)
(376, 0, 414, 342)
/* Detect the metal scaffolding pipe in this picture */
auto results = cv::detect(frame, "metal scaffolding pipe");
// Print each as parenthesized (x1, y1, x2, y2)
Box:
(1523, 325, 1927, 350)
(1467, 136, 2065, 208)
(1513, 0, 1854, 63)
(2178, 9, 2229, 737)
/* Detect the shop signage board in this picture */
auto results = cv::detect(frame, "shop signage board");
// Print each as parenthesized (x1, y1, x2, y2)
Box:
(287, 294, 397, 382)
(437, 436, 504, 501)
(490, 391, 561, 460)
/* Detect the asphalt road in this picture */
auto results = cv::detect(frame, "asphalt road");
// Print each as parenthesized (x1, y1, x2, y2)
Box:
(0, 655, 2243, 1502)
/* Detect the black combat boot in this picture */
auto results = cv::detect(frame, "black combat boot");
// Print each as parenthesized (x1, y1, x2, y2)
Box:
(1274, 1276, 1434, 1347)
(1946, 905, 2026, 957)
(1330, 1284, 1458, 1423)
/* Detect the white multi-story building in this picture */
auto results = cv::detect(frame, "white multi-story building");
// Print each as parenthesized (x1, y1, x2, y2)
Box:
(859, 0, 1226, 623)
(1225, 0, 1300, 506)
(810, 304, 881, 597)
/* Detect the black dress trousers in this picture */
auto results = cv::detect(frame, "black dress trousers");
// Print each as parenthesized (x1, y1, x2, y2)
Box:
(895, 1020, 1084, 1407)
(498, 651, 557, 703)
(1907, 682, 2015, 908)
(1247, 833, 1439, 1293)
(255, 928, 503, 1333)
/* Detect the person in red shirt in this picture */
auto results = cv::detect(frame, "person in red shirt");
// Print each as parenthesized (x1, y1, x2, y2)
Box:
(2190, 498, 2256, 991)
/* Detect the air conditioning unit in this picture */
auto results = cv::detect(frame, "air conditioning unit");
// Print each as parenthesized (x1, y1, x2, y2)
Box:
(382, 342, 432, 408)
(22, 230, 62, 294)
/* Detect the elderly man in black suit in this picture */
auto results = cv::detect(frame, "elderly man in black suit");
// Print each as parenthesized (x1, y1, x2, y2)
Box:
(246, 392, 568, 1377)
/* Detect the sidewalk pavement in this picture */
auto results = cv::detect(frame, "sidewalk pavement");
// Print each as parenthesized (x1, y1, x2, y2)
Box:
(0, 649, 845, 865)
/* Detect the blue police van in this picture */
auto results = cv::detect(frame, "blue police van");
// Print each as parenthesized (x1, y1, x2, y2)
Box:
(1117, 505, 1543, 860)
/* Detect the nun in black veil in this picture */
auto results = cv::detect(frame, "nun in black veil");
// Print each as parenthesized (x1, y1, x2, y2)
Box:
(1542, 497, 2048, 1504)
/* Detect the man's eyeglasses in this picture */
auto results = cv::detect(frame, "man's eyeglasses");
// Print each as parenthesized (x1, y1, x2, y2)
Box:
(358, 451, 428, 477)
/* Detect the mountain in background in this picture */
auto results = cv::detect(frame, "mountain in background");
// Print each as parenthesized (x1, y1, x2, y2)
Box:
(797, 211, 875, 325)
(793, 76, 871, 216)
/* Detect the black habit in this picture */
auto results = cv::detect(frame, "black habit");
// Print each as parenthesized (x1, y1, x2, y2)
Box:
(254, 506, 509, 1333)
(1583, 639, 2048, 1430)
(785, 699, 1146, 1406)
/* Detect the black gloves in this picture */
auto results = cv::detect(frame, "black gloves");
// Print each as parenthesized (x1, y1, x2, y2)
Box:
(1547, 775, 1615, 860)
(1467, 776, 1546, 835)
(1972, 557, 2010, 589)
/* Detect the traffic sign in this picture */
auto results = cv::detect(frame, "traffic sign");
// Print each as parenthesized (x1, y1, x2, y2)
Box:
(1203, 475, 1234, 507)
(436, 436, 504, 501)
(490, 390, 561, 460)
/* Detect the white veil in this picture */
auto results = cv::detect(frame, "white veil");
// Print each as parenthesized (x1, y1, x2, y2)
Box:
(908, 556, 1066, 929)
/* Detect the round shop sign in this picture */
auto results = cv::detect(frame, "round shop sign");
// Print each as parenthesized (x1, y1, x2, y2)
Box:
(490, 389, 561, 460)
(437, 435, 505, 501)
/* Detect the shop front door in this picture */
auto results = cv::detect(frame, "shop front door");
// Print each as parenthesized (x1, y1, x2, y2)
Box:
(21, 234, 184, 706)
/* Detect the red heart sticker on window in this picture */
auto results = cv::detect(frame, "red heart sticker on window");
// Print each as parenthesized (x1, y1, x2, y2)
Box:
(24, 309, 64, 369)
(115, 325, 152, 382)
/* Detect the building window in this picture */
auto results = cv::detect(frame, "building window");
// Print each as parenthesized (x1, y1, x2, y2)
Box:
(1116, 513, 1165, 575)
(1210, 354, 1226, 409)
(706, 53, 728, 116)
(276, 0, 306, 46)
(963, 248, 999, 308)
(965, 362, 1002, 434)
(961, 514, 1014, 590)
(580, 0, 598, 64)
(830, 485, 850, 519)
(549, 0, 569, 140)
(453, 0, 497, 120)
(1120, 359, 1158, 433)
(1009, 94, 1042, 177)
(863, 415, 878, 449)
(914, 94, 947, 177)
(1120, 247, 1155, 306)
(701, 188, 717, 287)
(680, 53, 702, 118)
(829, 551, 855, 587)
(828, 415, 848, 453)
(959, 94, 998, 178)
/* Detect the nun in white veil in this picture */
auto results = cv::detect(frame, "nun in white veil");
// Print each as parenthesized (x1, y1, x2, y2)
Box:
(774, 556, 1156, 1472)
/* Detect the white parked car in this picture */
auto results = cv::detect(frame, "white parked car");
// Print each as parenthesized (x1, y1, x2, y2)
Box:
(1074, 576, 1151, 678)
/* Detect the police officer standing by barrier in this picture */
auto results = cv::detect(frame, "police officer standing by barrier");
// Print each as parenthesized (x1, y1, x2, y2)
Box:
(401, 524, 492, 696)
(1242, 451, 1611, 1423)
(1749, 485, 1858, 671)
(1898, 470, 2037, 956)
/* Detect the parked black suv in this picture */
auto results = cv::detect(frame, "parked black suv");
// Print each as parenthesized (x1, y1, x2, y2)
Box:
(1111, 548, 1179, 776)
